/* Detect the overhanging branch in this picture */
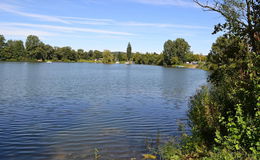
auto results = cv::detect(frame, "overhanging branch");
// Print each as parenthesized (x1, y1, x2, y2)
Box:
(193, 0, 247, 27)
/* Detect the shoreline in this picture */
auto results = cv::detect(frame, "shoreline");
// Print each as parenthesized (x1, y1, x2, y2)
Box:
(0, 60, 206, 70)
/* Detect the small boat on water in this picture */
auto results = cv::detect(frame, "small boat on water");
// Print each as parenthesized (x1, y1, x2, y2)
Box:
(46, 61, 52, 63)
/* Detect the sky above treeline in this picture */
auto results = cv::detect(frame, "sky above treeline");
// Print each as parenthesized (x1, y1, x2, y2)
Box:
(0, 0, 222, 54)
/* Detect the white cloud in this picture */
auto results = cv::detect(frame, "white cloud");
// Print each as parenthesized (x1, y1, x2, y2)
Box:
(0, 26, 58, 37)
(66, 20, 110, 25)
(60, 15, 209, 29)
(60, 16, 114, 22)
(0, 22, 136, 36)
(118, 21, 210, 29)
(60, 16, 114, 25)
(0, 2, 206, 30)
(61, 17, 210, 30)
(131, 0, 197, 7)
(0, 3, 69, 23)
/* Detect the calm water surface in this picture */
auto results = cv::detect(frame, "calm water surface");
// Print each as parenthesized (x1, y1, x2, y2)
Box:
(0, 62, 208, 160)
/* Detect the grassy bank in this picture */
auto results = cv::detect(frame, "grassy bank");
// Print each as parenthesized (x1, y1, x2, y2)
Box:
(170, 63, 208, 70)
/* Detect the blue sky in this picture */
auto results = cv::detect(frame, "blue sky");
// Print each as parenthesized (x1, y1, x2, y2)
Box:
(0, 0, 222, 54)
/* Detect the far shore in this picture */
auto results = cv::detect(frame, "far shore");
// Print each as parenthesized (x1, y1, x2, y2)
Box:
(0, 59, 205, 70)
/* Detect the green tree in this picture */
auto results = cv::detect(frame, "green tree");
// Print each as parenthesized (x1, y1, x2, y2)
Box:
(171, 56, 180, 65)
(82, 50, 89, 60)
(88, 50, 94, 59)
(163, 38, 191, 65)
(132, 52, 141, 64)
(0, 40, 26, 60)
(185, 52, 195, 62)
(185, 52, 207, 62)
(1, 45, 12, 60)
(77, 49, 85, 59)
(33, 46, 46, 60)
(43, 44, 54, 60)
(0, 35, 5, 49)
(0, 35, 6, 60)
(25, 35, 41, 52)
(116, 52, 127, 61)
(58, 46, 78, 61)
(25, 35, 42, 59)
(155, 54, 164, 65)
(67, 50, 78, 61)
(93, 50, 103, 60)
(53, 47, 63, 60)
(102, 50, 114, 64)
(7, 40, 25, 60)
(163, 40, 174, 66)
(174, 38, 190, 62)
(127, 42, 132, 61)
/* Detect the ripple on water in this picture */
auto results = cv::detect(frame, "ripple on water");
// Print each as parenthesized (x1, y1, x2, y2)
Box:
(0, 62, 208, 160)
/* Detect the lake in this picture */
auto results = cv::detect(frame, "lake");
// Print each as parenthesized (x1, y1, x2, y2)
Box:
(0, 62, 208, 160)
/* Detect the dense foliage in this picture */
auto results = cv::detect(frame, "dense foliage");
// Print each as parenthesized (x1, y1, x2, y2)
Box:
(0, 35, 204, 66)
(102, 50, 114, 64)
(162, 38, 191, 66)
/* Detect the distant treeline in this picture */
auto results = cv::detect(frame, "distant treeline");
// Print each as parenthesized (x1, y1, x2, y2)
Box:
(0, 35, 206, 65)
